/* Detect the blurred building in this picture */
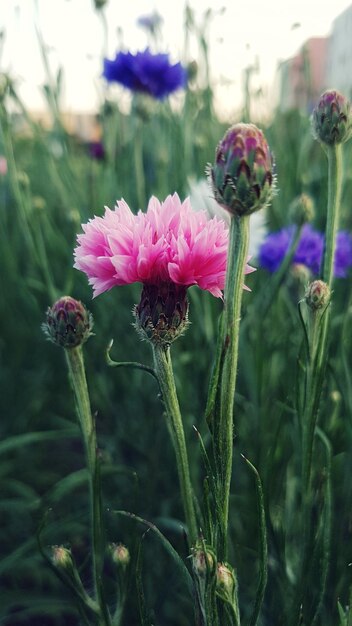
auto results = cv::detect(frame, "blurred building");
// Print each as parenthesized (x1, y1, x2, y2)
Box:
(278, 37, 328, 111)
(326, 4, 352, 98)
(278, 3, 352, 112)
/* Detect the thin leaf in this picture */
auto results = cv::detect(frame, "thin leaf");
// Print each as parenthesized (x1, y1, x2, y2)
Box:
(0, 428, 78, 457)
(311, 428, 332, 626)
(112, 510, 193, 594)
(135, 536, 154, 626)
(241, 455, 267, 626)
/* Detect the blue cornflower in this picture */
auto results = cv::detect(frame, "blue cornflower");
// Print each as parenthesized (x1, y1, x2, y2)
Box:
(294, 224, 324, 274)
(103, 49, 187, 100)
(258, 227, 292, 272)
(259, 225, 352, 278)
(137, 12, 163, 33)
(334, 231, 352, 277)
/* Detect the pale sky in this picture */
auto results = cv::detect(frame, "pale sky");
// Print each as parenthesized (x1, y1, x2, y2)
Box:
(1, 0, 352, 118)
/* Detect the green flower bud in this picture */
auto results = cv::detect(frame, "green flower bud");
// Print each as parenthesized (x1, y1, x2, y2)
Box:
(110, 543, 130, 567)
(305, 280, 331, 311)
(209, 123, 274, 217)
(312, 90, 352, 145)
(216, 562, 237, 604)
(16, 171, 30, 189)
(134, 283, 189, 346)
(289, 193, 315, 226)
(192, 543, 216, 577)
(51, 545, 74, 569)
(42, 296, 93, 349)
(290, 263, 312, 285)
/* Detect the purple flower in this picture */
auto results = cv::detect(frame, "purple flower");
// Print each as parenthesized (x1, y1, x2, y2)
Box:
(334, 231, 352, 277)
(259, 225, 352, 278)
(137, 12, 163, 33)
(103, 49, 187, 100)
(88, 141, 105, 161)
(294, 225, 324, 274)
(259, 227, 292, 272)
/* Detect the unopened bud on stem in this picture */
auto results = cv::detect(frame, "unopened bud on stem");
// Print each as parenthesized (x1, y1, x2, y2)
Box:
(305, 280, 331, 311)
(289, 193, 315, 226)
(110, 543, 130, 567)
(42, 296, 93, 349)
(208, 123, 274, 217)
(312, 90, 352, 145)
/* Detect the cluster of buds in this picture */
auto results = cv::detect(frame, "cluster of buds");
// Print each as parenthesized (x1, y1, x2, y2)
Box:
(312, 90, 352, 145)
(209, 123, 274, 217)
(305, 280, 331, 311)
(134, 282, 189, 346)
(42, 296, 93, 349)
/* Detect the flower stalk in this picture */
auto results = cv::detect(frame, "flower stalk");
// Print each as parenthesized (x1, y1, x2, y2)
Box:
(153, 343, 198, 547)
(322, 144, 343, 289)
(65, 345, 111, 626)
(216, 214, 250, 561)
(290, 89, 350, 624)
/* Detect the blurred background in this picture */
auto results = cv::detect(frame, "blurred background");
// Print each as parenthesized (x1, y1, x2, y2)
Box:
(2, 1, 352, 625)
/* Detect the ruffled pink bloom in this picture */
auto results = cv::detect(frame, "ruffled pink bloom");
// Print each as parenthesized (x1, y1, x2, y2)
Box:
(74, 193, 254, 298)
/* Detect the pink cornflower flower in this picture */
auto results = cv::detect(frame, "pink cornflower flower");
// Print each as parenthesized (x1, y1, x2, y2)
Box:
(74, 193, 254, 344)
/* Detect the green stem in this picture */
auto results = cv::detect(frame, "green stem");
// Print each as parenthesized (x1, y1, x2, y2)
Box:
(217, 214, 250, 561)
(153, 343, 198, 546)
(133, 113, 146, 208)
(65, 347, 111, 626)
(290, 143, 343, 626)
(322, 144, 343, 289)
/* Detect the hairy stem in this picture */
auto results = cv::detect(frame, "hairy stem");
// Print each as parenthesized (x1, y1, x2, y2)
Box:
(153, 343, 198, 546)
(65, 347, 111, 626)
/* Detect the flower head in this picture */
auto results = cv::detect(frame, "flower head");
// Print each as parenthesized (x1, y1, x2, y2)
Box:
(312, 90, 352, 145)
(137, 11, 163, 34)
(259, 225, 352, 278)
(209, 123, 274, 217)
(74, 193, 248, 299)
(103, 49, 187, 100)
(258, 227, 292, 272)
(294, 225, 324, 274)
(259, 225, 324, 274)
(74, 194, 254, 344)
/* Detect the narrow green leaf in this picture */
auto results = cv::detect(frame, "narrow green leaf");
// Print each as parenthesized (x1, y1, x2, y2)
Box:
(241, 455, 267, 626)
(0, 429, 78, 457)
(112, 510, 193, 593)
